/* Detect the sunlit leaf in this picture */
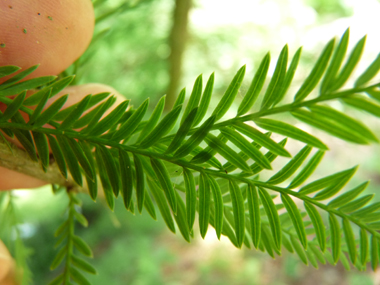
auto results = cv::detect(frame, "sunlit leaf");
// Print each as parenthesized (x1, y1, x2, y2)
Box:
(259, 187, 281, 250)
(267, 145, 312, 185)
(294, 38, 334, 102)
(150, 158, 177, 214)
(329, 213, 341, 264)
(208, 175, 223, 239)
(254, 118, 327, 150)
(261, 46, 289, 110)
(237, 53, 270, 116)
(194, 73, 214, 126)
(212, 65, 245, 120)
(199, 172, 211, 239)
(183, 168, 196, 231)
(304, 201, 325, 251)
(247, 185, 261, 249)
(281, 193, 307, 249)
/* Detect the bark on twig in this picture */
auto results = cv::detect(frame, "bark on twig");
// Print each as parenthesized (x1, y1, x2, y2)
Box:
(0, 139, 77, 191)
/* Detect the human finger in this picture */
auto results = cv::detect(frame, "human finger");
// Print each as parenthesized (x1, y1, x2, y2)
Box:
(0, 0, 95, 82)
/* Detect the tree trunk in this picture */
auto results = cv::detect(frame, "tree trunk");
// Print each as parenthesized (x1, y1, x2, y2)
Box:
(165, 0, 192, 110)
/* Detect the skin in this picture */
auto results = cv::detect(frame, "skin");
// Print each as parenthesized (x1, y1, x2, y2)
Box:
(0, 1, 125, 283)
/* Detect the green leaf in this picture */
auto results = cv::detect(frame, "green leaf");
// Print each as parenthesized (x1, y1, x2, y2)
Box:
(0, 65, 20, 78)
(133, 154, 145, 213)
(339, 194, 374, 213)
(254, 118, 328, 150)
(66, 137, 95, 181)
(72, 235, 93, 257)
(329, 213, 341, 264)
(94, 148, 114, 210)
(292, 109, 368, 144)
(2, 91, 26, 121)
(138, 95, 166, 141)
(261, 45, 288, 110)
(300, 167, 356, 195)
(143, 191, 156, 220)
(150, 158, 177, 214)
(24, 76, 74, 106)
(308, 105, 378, 142)
(288, 150, 325, 188)
(58, 95, 92, 130)
(0, 65, 38, 90)
(33, 95, 69, 128)
(112, 98, 149, 141)
(173, 193, 191, 243)
(259, 187, 281, 250)
(355, 53, 380, 87)
(146, 178, 175, 233)
(228, 180, 245, 248)
(32, 132, 49, 171)
(247, 185, 261, 249)
(139, 104, 182, 149)
(360, 228, 369, 265)
(88, 100, 130, 136)
(341, 95, 380, 118)
(309, 243, 326, 264)
(370, 235, 379, 271)
(50, 246, 67, 270)
(28, 88, 51, 125)
(0, 76, 56, 96)
(290, 235, 308, 265)
(237, 53, 270, 116)
(71, 255, 97, 275)
(199, 172, 211, 239)
(294, 38, 335, 102)
(343, 218, 357, 264)
(320, 28, 349, 94)
(246, 138, 287, 176)
(165, 107, 198, 154)
(97, 145, 120, 196)
(193, 73, 214, 126)
(313, 166, 357, 201)
(330, 35, 366, 91)
(212, 65, 246, 121)
(220, 127, 272, 169)
(304, 201, 326, 251)
(74, 211, 88, 227)
(281, 193, 307, 249)
(183, 168, 196, 231)
(47, 134, 67, 178)
(57, 135, 82, 186)
(79, 141, 98, 200)
(181, 75, 202, 125)
(119, 150, 133, 209)
(267, 145, 312, 185)
(204, 133, 251, 172)
(70, 267, 91, 285)
(281, 233, 294, 253)
(366, 88, 380, 102)
(260, 224, 281, 257)
(273, 47, 302, 106)
(352, 202, 380, 218)
(174, 115, 215, 158)
(173, 88, 186, 108)
(208, 175, 223, 239)
(340, 252, 351, 271)
(190, 133, 228, 164)
(79, 96, 116, 133)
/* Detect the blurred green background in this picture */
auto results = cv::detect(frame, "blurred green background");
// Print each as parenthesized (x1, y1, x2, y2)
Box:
(3, 0, 380, 284)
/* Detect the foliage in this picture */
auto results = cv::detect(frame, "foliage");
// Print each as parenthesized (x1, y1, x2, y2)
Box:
(1, 28, 380, 284)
